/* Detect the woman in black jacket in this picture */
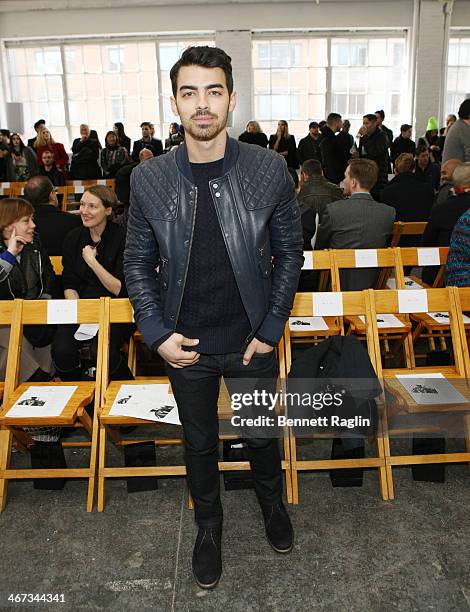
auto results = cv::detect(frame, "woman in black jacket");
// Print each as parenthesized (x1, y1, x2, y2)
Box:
(0, 198, 56, 382)
(70, 124, 101, 180)
(52, 185, 134, 382)
(269, 120, 298, 169)
(113, 122, 131, 155)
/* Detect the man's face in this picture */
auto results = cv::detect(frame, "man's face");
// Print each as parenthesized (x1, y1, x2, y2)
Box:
(375, 113, 383, 126)
(418, 151, 429, 166)
(402, 128, 412, 139)
(363, 117, 376, 134)
(309, 126, 319, 137)
(342, 121, 350, 133)
(0, 134, 8, 145)
(80, 125, 89, 139)
(171, 65, 236, 143)
(446, 115, 456, 129)
(141, 125, 151, 139)
(35, 123, 45, 134)
(42, 151, 53, 166)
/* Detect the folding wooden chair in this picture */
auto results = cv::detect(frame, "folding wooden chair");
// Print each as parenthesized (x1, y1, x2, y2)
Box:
(0, 182, 14, 197)
(369, 287, 470, 499)
(98, 298, 293, 510)
(289, 250, 341, 344)
(0, 298, 104, 511)
(50, 256, 63, 276)
(390, 221, 428, 248)
(284, 290, 389, 504)
(10, 182, 27, 197)
(451, 287, 470, 378)
(333, 248, 412, 364)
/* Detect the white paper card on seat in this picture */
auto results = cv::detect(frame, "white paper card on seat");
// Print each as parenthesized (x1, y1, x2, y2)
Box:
(417, 247, 440, 266)
(354, 249, 378, 268)
(302, 251, 313, 270)
(110, 384, 181, 425)
(289, 316, 328, 331)
(358, 314, 404, 328)
(398, 289, 428, 313)
(427, 311, 470, 325)
(6, 385, 78, 418)
(74, 324, 99, 341)
(312, 292, 343, 316)
(47, 300, 78, 324)
(396, 373, 467, 405)
(97, 179, 107, 185)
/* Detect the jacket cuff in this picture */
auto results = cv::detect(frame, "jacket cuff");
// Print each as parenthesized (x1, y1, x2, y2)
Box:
(1, 251, 17, 266)
(256, 313, 287, 346)
(137, 314, 174, 351)
(151, 332, 174, 353)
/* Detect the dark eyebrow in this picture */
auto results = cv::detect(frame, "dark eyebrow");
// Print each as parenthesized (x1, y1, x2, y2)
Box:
(178, 83, 225, 92)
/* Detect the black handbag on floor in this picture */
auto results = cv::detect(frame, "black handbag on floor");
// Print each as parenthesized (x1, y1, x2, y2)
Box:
(30, 441, 67, 490)
(124, 442, 158, 493)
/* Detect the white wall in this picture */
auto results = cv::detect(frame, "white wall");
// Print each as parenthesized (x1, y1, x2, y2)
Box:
(0, 2, 413, 39)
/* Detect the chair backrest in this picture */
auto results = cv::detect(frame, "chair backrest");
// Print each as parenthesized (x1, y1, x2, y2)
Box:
(10, 182, 27, 197)
(332, 248, 401, 291)
(302, 250, 337, 291)
(398, 246, 448, 288)
(0, 182, 13, 197)
(390, 221, 428, 247)
(50, 256, 63, 276)
(100, 298, 133, 387)
(4, 298, 104, 399)
(284, 290, 378, 375)
(369, 287, 465, 375)
(451, 287, 470, 378)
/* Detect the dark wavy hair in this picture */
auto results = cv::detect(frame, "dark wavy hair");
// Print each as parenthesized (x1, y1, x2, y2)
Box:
(170, 46, 233, 97)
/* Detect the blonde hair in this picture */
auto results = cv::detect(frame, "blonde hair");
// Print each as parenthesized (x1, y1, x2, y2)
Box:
(34, 128, 55, 148)
(246, 121, 263, 133)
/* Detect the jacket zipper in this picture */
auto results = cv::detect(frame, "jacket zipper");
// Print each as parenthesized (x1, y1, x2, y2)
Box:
(174, 185, 198, 327)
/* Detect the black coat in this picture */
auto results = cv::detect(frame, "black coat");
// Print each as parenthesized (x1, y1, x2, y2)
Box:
(421, 192, 470, 285)
(238, 132, 268, 148)
(320, 126, 346, 185)
(297, 134, 322, 164)
(70, 138, 101, 179)
(359, 128, 389, 187)
(131, 138, 163, 161)
(62, 220, 128, 298)
(381, 172, 434, 222)
(0, 237, 55, 300)
(40, 164, 66, 186)
(268, 134, 298, 169)
(390, 136, 416, 164)
(415, 162, 441, 192)
(33, 204, 82, 256)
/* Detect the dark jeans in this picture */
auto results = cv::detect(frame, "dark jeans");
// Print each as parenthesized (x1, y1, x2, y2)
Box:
(167, 350, 282, 527)
(52, 322, 134, 380)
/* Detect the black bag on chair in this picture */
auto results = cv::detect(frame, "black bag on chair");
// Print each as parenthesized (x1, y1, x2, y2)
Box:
(124, 442, 158, 493)
(30, 441, 67, 490)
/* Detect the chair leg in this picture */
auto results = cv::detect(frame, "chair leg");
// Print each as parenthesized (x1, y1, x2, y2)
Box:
(376, 409, 389, 501)
(0, 428, 12, 512)
(289, 430, 299, 505)
(86, 416, 100, 513)
(283, 428, 293, 504)
(97, 425, 107, 512)
(381, 404, 395, 500)
(464, 414, 470, 471)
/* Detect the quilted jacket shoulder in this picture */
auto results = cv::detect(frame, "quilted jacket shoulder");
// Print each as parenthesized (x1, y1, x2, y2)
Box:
(236, 142, 287, 208)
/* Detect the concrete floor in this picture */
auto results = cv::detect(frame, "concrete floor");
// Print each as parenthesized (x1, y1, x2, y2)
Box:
(1, 436, 470, 612)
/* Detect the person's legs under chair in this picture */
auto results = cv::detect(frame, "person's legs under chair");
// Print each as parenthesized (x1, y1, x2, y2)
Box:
(51, 324, 82, 381)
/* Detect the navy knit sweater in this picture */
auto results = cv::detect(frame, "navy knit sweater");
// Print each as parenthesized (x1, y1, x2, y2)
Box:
(176, 159, 251, 353)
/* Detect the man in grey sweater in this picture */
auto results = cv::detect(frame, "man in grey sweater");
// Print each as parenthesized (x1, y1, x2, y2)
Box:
(442, 99, 470, 164)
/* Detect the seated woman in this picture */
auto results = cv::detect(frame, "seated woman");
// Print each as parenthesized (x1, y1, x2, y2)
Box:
(34, 127, 69, 177)
(6, 134, 39, 182)
(100, 131, 127, 178)
(52, 185, 134, 382)
(0, 198, 56, 382)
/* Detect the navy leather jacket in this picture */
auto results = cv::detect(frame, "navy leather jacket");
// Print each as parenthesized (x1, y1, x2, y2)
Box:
(124, 137, 303, 350)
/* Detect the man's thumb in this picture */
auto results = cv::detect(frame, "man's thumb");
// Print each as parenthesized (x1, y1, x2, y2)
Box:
(182, 337, 199, 346)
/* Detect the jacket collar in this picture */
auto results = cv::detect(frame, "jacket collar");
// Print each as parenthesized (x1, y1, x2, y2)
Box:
(349, 191, 374, 200)
(175, 135, 239, 183)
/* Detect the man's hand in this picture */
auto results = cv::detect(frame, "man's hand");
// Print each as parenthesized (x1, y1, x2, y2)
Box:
(242, 337, 274, 366)
(158, 333, 200, 368)
(7, 227, 27, 256)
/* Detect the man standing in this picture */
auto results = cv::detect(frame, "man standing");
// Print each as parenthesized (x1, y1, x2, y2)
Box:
(320, 112, 345, 185)
(442, 99, 470, 164)
(297, 121, 322, 165)
(124, 47, 303, 590)
(27, 119, 46, 149)
(390, 124, 416, 167)
(131, 121, 163, 161)
(375, 110, 393, 148)
(358, 114, 389, 197)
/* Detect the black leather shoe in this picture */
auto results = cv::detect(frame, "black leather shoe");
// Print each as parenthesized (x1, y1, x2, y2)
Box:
(261, 501, 293, 553)
(192, 525, 222, 589)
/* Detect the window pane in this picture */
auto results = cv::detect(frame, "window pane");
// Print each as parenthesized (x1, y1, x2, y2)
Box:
(254, 70, 270, 94)
(447, 38, 470, 116)
(271, 70, 287, 94)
